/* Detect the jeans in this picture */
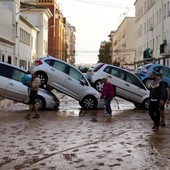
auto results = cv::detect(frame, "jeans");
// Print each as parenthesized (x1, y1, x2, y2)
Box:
(105, 97, 113, 115)
(148, 100, 160, 127)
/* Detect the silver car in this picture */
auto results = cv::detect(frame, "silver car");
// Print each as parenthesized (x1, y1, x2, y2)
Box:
(86, 63, 150, 109)
(29, 56, 102, 110)
(0, 62, 60, 110)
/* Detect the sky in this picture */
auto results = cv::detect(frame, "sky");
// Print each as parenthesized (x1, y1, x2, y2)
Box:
(57, 0, 135, 65)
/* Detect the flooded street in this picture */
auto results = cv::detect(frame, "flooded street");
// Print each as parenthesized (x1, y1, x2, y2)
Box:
(0, 95, 170, 170)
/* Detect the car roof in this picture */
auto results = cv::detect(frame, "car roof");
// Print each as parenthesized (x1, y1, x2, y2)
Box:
(0, 62, 27, 72)
(101, 63, 135, 74)
(39, 55, 77, 68)
(141, 63, 168, 68)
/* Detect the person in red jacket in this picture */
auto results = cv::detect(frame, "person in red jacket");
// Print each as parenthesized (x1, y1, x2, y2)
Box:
(100, 77, 115, 117)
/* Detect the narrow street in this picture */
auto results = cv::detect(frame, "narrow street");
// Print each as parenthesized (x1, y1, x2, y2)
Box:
(0, 95, 170, 170)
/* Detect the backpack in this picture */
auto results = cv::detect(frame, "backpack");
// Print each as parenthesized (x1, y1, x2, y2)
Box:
(21, 74, 32, 86)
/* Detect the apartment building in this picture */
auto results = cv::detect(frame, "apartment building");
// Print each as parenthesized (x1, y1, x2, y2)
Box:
(21, 0, 76, 63)
(20, 2, 52, 58)
(110, 17, 135, 70)
(66, 23, 76, 64)
(17, 15, 39, 69)
(0, 0, 16, 64)
(135, 0, 170, 67)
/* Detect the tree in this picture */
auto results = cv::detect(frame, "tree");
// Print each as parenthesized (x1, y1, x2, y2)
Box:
(98, 42, 111, 64)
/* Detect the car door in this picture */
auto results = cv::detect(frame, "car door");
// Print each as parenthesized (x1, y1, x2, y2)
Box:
(46, 59, 67, 91)
(122, 72, 148, 103)
(6, 67, 28, 102)
(0, 63, 11, 97)
(63, 66, 89, 100)
(103, 66, 124, 97)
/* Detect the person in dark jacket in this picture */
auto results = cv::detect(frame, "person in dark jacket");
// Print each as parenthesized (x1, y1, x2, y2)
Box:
(158, 73, 169, 126)
(148, 71, 166, 131)
(100, 77, 115, 117)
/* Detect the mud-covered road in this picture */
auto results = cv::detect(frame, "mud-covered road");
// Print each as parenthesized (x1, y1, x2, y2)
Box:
(0, 95, 170, 170)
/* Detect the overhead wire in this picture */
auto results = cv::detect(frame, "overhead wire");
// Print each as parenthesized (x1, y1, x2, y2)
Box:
(72, 0, 135, 9)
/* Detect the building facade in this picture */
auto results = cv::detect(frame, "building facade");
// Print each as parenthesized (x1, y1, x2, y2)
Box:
(110, 17, 135, 70)
(20, 2, 52, 58)
(66, 23, 76, 64)
(0, 0, 16, 64)
(135, 0, 170, 68)
(16, 15, 39, 69)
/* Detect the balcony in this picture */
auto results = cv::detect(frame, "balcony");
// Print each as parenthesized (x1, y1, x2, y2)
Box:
(160, 40, 170, 56)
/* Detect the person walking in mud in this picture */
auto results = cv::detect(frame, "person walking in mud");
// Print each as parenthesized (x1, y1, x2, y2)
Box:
(157, 73, 169, 127)
(25, 73, 41, 120)
(148, 71, 166, 131)
(100, 77, 115, 117)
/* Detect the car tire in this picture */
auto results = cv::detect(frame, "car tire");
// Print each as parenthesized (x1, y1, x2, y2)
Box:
(35, 96, 46, 110)
(143, 78, 152, 89)
(94, 80, 103, 92)
(134, 102, 142, 109)
(79, 95, 98, 110)
(35, 72, 48, 87)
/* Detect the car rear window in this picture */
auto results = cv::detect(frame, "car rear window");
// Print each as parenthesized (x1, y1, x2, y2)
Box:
(11, 69, 25, 82)
(0, 63, 12, 78)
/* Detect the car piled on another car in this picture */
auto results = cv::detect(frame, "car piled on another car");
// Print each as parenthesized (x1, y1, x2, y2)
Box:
(0, 62, 60, 110)
(134, 63, 170, 89)
(86, 63, 150, 109)
(29, 55, 103, 110)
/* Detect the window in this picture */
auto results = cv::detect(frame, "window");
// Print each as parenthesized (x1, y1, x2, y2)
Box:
(159, 67, 170, 78)
(53, 61, 67, 73)
(20, 29, 31, 45)
(11, 69, 25, 82)
(0, 64, 12, 78)
(8, 56, 12, 64)
(104, 66, 125, 80)
(69, 67, 88, 85)
(164, 4, 167, 19)
(159, 9, 162, 24)
(126, 72, 144, 89)
(168, 1, 170, 16)
(2, 54, 5, 62)
(19, 60, 27, 69)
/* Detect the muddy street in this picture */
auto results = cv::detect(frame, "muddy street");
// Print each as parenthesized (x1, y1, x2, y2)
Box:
(0, 96, 170, 170)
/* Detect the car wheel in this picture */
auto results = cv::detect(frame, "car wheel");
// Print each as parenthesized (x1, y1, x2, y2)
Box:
(35, 72, 48, 87)
(35, 96, 46, 110)
(80, 95, 98, 110)
(134, 102, 142, 109)
(94, 80, 103, 92)
(143, 78, 152, 89)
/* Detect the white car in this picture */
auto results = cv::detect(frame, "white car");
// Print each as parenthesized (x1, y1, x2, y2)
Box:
(0, 62, 60, 110)
(86, 63, 150, 109)
(29, 56, 102, 110)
